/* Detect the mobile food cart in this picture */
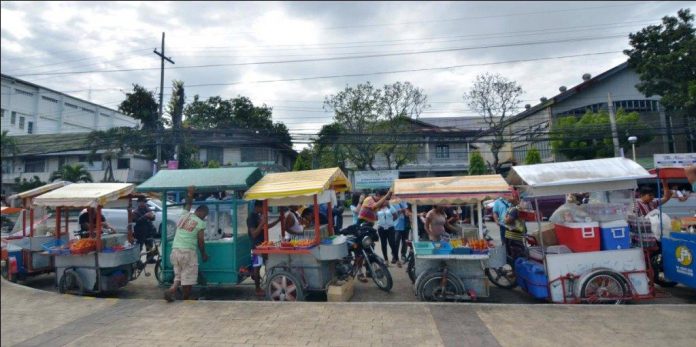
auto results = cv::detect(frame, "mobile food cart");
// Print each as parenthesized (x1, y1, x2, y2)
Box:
(33, 183, 140, 295)
(1, 181, 71, 282)
(136, 167, 263, 287)
(244, 167, 353, 301)
(506, 158, 655, 303)
(649, 167, 696, 289)
(392, 175, 512, 301)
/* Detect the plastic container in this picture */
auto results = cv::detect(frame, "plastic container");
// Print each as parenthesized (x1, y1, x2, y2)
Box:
(433, 241, 452, 255)
(554, 222, 600, 252)
(414, 241, 435, 255)
(599, 220, 631, 250)
(451, 247, 472, 255)
(41, 239, 71, 255)
(515, 258, 549, 299)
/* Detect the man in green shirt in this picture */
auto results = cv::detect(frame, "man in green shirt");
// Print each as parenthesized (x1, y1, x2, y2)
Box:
(165, 186, 209, 302)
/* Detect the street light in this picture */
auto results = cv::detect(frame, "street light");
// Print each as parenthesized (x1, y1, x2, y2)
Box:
(628, 136, 638, 161)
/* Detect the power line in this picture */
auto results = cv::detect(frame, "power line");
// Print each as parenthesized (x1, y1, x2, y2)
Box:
(12, 34, 628, 77)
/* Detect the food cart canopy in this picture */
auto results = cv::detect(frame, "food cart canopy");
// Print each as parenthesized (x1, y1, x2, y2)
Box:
(244, 167, 351, 206)
(33, 183, 135, 208)
(136, 167, 263, 193)
(1, 207, 23, 215)
(8, 181, 71, 202)
(392, 175, 511, 204)
(506, 158, 654, 197)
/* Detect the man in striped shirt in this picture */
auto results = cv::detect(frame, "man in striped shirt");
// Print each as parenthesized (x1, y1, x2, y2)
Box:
(635, 180, 672, 216)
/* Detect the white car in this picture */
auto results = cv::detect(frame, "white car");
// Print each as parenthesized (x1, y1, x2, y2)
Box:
(101, 198, 182, 239)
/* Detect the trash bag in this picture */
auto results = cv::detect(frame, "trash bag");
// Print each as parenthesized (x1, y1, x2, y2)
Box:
(548, 203, 591, 224)
(646, 209, 671, 241)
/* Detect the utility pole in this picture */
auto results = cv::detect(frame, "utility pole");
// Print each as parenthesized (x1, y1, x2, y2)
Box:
(153, 32, 175, 169)
(607, 93, 620, 157)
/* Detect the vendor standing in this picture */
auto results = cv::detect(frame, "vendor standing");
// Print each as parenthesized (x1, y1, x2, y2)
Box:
(164, 186, 209, 302)
(492, 194, 519, 245)
(358, 189, 392, 225)
(635, 180, 672, 216)
(132, 196, 156, 263)
(247, 200, 281, 296)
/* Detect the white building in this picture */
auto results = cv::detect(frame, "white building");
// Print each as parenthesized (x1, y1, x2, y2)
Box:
(1, 74, 139, 135)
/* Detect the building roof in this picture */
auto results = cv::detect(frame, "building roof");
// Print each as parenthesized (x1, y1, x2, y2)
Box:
(419, 116, 495, 131)
(1, 73, 130, 117)
(474, 61, 630, 139)
(11, 132, 93, 156)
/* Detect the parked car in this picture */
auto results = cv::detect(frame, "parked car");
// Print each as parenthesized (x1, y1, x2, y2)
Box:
(101, 198, 182, 239)
(483, 196, 566, 222)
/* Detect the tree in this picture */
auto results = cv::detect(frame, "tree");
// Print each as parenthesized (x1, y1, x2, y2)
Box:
(167, 80, 185, 130)
(377, 82, 429, 169)
(50, 164, 93, 183)
(1, 130, 18, 174)
(550, 109, 653, 160)
(184, 95, 291, 146)
(207, 160, 221, 168)
(14, 176, 46, 192)
(524, 148, 542, 165)
(85, 127, 139, 182)
(118, 84, 161, 132)
(468, 150, 487, 175)
(293, 148, 313, 171)
(625, 9, 696, 114)
(464, 73, 524, 173)
(314, 123, 349, 170)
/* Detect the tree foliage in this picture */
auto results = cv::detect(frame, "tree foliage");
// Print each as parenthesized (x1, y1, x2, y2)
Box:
(184, 95, 291, 146)
(322, 81, 429, 170)
(468, 150, 487, 175)
(625, 9, 696, 114)
(464, 73, 524, 173)
(1, 130, 18, 157)
(167, 80, 185, 130)
(14, 176, 46, 193)
(118, 84, 161, 132)
(293, 148, 313, 171)
(50, 164, 93, 183)
(314, 123, 349, 170)
(524, 147, 542, 165)
(85, 127, 140, 182)
(550, 109, 653, 160)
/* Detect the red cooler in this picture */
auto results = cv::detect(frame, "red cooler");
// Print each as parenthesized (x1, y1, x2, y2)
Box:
(554, 222, 600, 252)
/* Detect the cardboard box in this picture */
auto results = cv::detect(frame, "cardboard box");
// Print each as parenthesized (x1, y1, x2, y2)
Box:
(327, 277, 354, 302)
(532, 224, 558, 246)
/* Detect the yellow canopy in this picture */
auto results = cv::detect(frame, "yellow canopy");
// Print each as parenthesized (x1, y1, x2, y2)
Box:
(33, 183, 135, 208)
(244, 168, 351, 202)
(8, 181, 71, 203)
(392, 175, 511, 204)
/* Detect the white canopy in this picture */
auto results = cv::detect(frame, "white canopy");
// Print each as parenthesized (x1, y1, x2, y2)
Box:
(33, 183, 135, 208)
(9, 181, 71, 202)
(506, 158, 654, 197)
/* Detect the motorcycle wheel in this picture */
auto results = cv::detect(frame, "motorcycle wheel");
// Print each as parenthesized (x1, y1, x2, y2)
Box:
(485, 265, 517, 289)
(367, 259, 393, 292)
(417, 270, 465, 302)
(406, 252, 416, 284)
(266, 271, 304, 302)
(650, 253, 678, 288)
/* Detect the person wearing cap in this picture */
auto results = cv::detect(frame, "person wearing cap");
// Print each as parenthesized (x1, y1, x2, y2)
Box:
(133, 196, 156, 263)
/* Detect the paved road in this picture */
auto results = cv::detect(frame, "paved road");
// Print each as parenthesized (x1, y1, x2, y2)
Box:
(2, 278, 695, 347)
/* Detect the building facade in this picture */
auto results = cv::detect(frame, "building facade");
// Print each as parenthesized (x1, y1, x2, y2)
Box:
(474, 62, 694, 170)
(1, 74, 139, 136)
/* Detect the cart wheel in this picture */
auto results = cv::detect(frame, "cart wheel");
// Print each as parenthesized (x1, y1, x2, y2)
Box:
(266, 271, 304, 302)
(417, 271, 465, 302)
(368, 259, 393, 292)
(406, 253, 416, 284)
(154, 259, 163, 285)
(59, 269, 85, 296)
(485, 265, 517, 289)
(580, 271, 628, 304)
(650, 253, 678, 288)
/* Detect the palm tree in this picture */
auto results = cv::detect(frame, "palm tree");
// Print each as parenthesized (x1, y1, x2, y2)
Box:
(1, 130, 18, 173)
(85, 127, 136, 182)
(50, 164, 93, 183)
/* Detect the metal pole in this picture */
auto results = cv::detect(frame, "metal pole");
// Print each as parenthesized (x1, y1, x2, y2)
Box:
(632, 143, 636, 162)
(157, 32, 164, 167)
(607, 93, 620, 157)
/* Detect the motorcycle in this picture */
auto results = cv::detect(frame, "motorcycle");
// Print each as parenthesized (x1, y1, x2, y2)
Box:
(335, 223, 393, 292)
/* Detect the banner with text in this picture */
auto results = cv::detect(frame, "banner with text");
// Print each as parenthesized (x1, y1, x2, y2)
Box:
(354, 170, 399, 190)
(654, 153, 696, 168)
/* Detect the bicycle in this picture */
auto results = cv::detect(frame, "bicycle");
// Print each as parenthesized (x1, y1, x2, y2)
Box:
(484, 234, 536, 289)
(404, 239, 415, 284)
(131, 239, 162, 283)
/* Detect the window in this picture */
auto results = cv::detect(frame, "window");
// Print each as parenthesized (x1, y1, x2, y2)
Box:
(24, 159, 45, 173)
(19, 116, 25, 130)
(513, 145, 527, 163)
(0, 109, 4, 118)
(65, 103, 78, 110)
(241, 147, 270, 162)
(41, 96, 58, 103)
(77, 155, 103, 171)
(435, 144, 450, 159)
(81, 107, 94, 114)
(58, 157, 66, 169)
(117, 158, 130, 169)
(27, 121, 33, 134)
(11, 112, 16, 125)
(206, 147, 223, 164)
(14, 89, 33, 96)
(535, 141, 552, 159)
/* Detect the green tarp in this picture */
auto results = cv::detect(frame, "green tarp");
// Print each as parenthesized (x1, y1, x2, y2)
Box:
(136, 167, 262, 192)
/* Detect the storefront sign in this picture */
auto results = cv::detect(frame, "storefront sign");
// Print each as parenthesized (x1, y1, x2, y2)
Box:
(654, 153, 696, 168)
(354, 170, 399, 190)
(167, 160, 179, 170)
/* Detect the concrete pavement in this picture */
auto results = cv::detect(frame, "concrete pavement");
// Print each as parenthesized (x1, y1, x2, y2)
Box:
(3, 279, 695, 347)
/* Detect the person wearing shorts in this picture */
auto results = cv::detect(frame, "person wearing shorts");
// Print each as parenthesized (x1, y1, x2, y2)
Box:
(164, 186, 209, 302)
(247, 200, 281, 296)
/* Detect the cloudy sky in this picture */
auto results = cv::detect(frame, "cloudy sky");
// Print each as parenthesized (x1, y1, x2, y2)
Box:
(2, 1, 693, 148)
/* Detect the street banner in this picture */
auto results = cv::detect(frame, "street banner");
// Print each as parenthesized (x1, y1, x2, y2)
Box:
(354, 170, 399, 190)
(167, 160, 179, 170)
(654, 153, 696, 168)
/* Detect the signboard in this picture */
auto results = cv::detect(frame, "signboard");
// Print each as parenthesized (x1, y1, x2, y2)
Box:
(354, 170, 399, 190)
(654, 153, 696, 168)
(167, 160, 179, 170)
